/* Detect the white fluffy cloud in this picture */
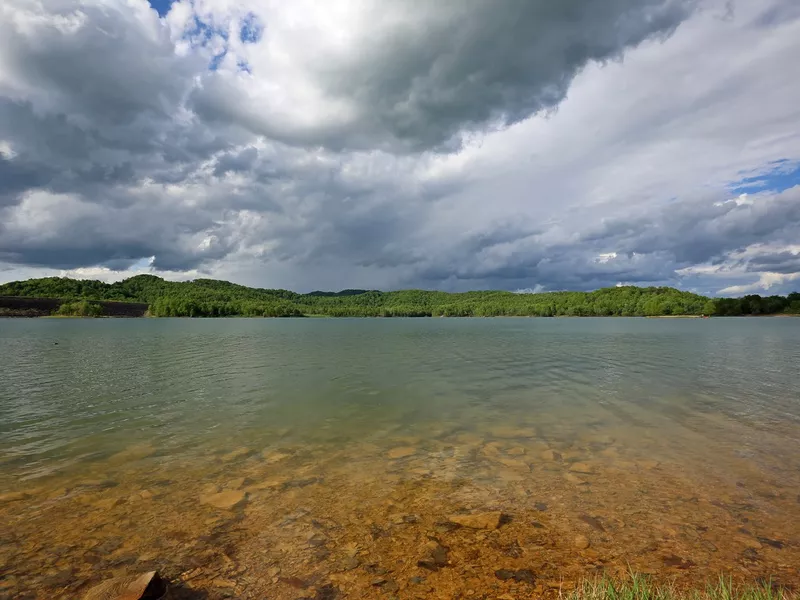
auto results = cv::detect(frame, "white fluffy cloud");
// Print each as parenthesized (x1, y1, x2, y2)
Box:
(0, 0, 799, 295)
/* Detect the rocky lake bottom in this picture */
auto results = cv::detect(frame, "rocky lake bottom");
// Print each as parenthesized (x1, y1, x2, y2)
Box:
(2, 418, 799, 599)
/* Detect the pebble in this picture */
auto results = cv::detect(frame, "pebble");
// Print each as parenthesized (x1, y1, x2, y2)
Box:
(448, 511, 504, 530)
(574, 535, 590, 549)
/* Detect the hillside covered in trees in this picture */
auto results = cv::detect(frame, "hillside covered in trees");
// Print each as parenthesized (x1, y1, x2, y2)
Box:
(1, 275, 798, 318)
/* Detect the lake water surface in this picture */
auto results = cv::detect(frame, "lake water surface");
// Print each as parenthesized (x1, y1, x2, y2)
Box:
(1, 318, 799, 598)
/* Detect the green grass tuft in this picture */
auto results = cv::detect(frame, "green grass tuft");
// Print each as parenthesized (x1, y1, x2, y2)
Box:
(565, 573, 795, 600)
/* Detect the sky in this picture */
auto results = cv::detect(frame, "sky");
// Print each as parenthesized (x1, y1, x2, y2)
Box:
(0, 1, 799, 296)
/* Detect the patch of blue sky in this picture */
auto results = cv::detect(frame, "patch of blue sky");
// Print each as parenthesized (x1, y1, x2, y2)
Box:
(209, 50, 228, 71)
(237, 59, 252, 74)
(180, 14, 231, 71)
(185, 15, 228, 45)
(729, 159, 800, 196)
(240, 13, 263, 44)
(147, 0, 176, 18)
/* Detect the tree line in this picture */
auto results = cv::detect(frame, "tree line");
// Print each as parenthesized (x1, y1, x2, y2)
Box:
(1, 275, 798, 318)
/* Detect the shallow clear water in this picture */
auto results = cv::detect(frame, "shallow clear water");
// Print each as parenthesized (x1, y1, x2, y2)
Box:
(1, 317, 799, 598)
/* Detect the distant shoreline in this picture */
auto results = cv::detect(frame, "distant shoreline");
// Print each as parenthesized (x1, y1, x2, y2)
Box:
(1, 274, 798, 318)
(3, 311, 799, 320)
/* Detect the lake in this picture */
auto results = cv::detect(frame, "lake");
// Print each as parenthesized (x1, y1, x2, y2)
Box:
(1, 317, 799, 598)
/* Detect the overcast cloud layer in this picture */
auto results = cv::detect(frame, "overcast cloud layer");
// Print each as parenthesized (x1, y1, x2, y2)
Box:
(1, 0, 799, 295)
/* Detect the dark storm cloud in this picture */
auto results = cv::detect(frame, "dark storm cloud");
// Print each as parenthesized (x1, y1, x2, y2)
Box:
(0, 3, 211, 202)
(0, 0, 698, 274)
(331, 0, 696, 151)
(746, 252, 800, 274)
(0, 184, 236, 271)
(192, 0, 698, 152)
(409, 229, 677, 292)
(213, 147, 259, 177)
(580, 188, 800, 266)
(0, 156, 53, 206)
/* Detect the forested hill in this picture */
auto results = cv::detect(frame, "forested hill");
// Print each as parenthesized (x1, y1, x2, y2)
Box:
(0, 275, 798, 317)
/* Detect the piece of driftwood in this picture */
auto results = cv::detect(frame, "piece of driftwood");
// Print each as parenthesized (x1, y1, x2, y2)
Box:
(83, 571, 167, 600)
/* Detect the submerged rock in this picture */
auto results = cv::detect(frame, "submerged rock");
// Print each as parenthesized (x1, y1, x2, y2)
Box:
(662, 554, 695, 569)
(94, 497, 123, 511)
(579, 514, 605, 532)
(488, 426, 535, 439)
(224, 477, 246, 490)
(540, 449, 562, 461)
(200, 490, 247, 510)
(495, 569, 535, 584)
(108, 444, 156, 464)
(387, 447, 416, 459)
(337, 556, 360, 571)
(417, 541, 449, 571)
(220, 447, 251, 462)
(262, 449, 292, 464)
(304, 584, 339, 600)
(756, 537, 785, 549)
(735, 534, 762, 549)
(563, 473, 586, 485)
(83, 571, 166, 600)
(574, 535, 590, 549)
(568, 462, 595, 474)
(0, 491, 30, 504)
(494, 457, 529, 469)
(636, 459, 660, 470)
(77, 479, 119, 490)
(448, 511, 504, 530)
